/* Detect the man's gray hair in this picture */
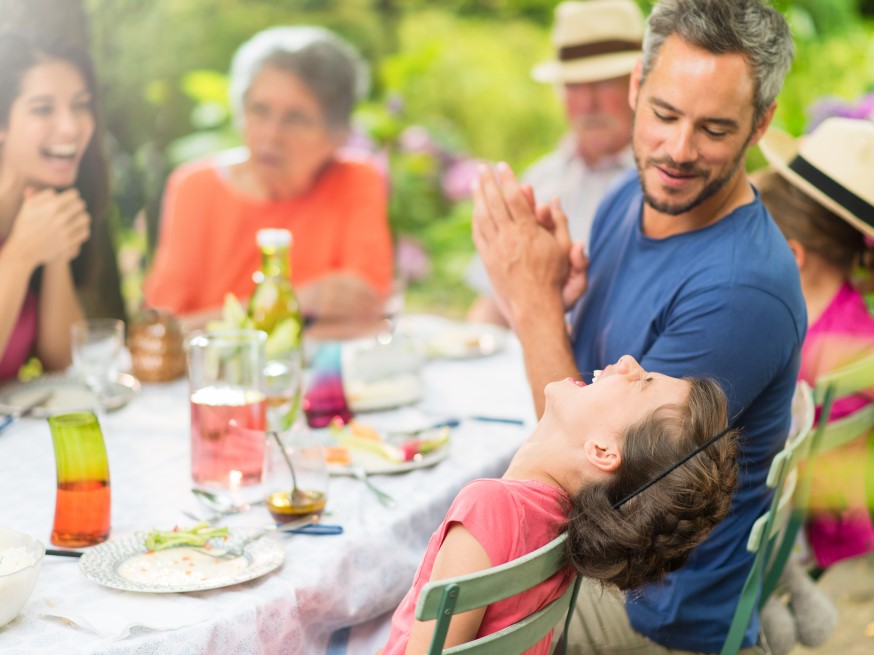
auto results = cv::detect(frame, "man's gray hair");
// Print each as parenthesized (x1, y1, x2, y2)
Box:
(229, 26, 369, 133)
(641, 0, 794, 125)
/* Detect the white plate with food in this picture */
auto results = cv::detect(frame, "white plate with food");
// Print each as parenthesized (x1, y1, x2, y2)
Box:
(326, 419, 451, 476)
(329, 445, 450, 476)
(79, 530, 285, 593)
(0, 372, 140, 416)
(422, 322, 509, 360)
(343, 373, 423, 413)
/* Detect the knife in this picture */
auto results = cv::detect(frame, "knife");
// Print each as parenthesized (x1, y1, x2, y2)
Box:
(0, 390, 54, 435)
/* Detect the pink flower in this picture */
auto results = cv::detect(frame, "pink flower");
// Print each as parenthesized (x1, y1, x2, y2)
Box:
(395, 236, 430, 282)
(399, 126, 436, 155)
(441, 157, 481, 202)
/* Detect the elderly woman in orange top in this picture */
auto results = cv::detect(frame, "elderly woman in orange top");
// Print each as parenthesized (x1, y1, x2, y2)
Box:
(144, 26, 393, 328)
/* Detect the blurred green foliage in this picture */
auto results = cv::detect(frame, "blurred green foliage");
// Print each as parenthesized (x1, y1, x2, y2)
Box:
(85, 0, 874, 318)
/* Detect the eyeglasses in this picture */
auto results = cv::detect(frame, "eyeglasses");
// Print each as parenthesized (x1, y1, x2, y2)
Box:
(612, 425, 734, 509)
(244, 103, 326, 136)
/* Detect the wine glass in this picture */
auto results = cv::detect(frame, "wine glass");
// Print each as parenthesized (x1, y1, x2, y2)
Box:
(263, 349, 304, 432)
(70, 319, 124, 407)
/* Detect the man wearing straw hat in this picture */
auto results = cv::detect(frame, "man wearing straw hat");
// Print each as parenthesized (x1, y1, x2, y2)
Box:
(467, 0, 639, 325)
(472, 0, 805, 653)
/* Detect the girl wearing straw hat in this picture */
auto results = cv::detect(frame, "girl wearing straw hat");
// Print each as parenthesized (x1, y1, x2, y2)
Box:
(758, 116, 874, 570)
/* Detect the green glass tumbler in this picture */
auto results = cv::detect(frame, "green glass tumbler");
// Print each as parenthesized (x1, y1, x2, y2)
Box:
(49, 412, 111, 547)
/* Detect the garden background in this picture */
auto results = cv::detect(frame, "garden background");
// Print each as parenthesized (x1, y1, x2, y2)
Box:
(3, 0, 874, 317)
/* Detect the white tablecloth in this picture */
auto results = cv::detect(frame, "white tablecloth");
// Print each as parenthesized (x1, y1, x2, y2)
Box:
(0, 324, 534, 654)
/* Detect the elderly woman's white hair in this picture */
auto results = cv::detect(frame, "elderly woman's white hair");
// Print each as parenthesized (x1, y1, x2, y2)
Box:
(228, 26, 370, 133)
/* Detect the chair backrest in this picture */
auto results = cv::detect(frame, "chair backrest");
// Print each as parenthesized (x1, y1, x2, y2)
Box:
(720, 381, 815, 655)
(810, 351, 874, 457)
(414, 532, 581, 655)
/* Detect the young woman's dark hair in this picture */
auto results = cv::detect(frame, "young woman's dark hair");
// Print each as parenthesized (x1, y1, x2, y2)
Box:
(0, 28, 110, 291)
(566, 377, 739, 590)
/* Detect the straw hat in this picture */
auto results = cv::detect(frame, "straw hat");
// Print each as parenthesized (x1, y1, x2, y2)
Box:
(531, 0, 644, 85)
(759, 117, 874, 239)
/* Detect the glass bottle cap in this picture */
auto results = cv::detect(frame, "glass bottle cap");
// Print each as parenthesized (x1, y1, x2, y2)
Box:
(256, 229, 292, 248)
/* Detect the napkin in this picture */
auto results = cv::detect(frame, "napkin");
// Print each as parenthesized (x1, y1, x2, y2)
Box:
(40, 593, 212, 640)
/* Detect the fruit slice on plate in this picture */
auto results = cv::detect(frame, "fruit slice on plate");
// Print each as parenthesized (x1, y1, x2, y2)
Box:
(328, 419, 449, 464)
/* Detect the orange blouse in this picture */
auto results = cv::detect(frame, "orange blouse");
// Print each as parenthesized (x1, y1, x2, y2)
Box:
(144, 155, 393, 315)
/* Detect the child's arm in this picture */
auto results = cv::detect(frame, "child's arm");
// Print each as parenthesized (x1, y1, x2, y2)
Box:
(404, 523, 493, 654)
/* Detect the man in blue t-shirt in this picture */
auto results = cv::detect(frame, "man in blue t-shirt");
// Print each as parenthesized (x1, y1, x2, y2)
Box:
(471, 0, 803, 653)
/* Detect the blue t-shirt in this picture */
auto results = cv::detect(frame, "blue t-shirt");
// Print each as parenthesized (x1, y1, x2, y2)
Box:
(570, 171, 807, 651)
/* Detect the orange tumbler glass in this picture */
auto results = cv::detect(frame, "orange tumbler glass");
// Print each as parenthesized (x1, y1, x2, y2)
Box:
(49, 412, 111, 547)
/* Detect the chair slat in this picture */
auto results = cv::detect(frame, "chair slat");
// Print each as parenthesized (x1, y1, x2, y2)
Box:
(811, 404, 874, 456)
(813, 352, 874, 405)
(443, 582, 578, 655)
(416, 533, 568, 621)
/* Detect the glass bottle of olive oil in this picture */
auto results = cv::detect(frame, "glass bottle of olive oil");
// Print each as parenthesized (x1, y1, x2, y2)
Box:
(249, 229, 302, 354)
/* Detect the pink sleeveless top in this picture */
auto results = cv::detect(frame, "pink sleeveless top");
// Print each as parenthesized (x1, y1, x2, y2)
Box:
(0, 241, 38, 381)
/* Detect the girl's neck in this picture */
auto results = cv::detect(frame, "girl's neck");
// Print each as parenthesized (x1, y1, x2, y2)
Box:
(502, 442, 565, 490)
(800, 256, 846, 325)
(503, 420, 586, 495)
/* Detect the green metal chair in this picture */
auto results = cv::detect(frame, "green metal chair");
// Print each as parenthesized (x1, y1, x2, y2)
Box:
(723, 353, 874, 654)
(720, 381, 816, 655)
(760, 351, 874, 597)
(414, 532, 581, 655)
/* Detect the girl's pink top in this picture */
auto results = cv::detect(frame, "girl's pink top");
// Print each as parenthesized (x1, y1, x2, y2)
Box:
(0, 239, 38, 381)
(383, 478, 572, 654)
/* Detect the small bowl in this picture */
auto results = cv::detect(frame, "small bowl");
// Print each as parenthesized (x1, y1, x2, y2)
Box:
(0, 528, 45, 628)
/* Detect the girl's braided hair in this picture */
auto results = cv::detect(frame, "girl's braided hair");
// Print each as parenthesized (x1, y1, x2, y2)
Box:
(565, 377, 739, 591)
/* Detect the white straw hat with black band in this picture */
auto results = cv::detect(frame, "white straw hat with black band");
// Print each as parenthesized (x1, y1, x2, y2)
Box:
(531, 0, 644, 85)
(759, 117, 874, 240)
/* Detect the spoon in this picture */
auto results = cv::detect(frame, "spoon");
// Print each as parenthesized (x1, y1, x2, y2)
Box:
(192, 488, 263, 515)
(269, 431, 311, 508)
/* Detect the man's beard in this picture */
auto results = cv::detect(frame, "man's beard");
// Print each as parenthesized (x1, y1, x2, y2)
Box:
(633, 122, 753, 216)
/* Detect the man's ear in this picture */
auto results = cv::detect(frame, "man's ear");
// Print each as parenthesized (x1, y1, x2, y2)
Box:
(583, 438, 621, 473)
(749, 102, 777, 147)
(628, 57, 643, 111)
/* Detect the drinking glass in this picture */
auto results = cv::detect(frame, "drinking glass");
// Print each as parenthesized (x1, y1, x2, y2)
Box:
(186, 329, 267, 488)
(302, 341, 353, 428)
(263, 349, 304, 432)
(49, 412, 111, 547)
(381, 276, 407, 335)
(71, 318, 124, 399)
(262, 430, 328, 524)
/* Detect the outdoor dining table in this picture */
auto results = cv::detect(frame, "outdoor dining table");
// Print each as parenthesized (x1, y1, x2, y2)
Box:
(0, 318, 535, 654)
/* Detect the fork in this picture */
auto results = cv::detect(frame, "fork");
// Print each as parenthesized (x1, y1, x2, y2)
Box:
(350, 466, 397, 508)
(196, 516, 318, 559)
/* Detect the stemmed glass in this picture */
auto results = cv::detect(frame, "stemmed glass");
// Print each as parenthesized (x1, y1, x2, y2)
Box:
(70, 318, 125, 408)
(263, 349, 304, 432)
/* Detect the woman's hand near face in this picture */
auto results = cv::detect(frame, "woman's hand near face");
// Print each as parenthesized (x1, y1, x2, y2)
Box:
(6, 188, 91, 272)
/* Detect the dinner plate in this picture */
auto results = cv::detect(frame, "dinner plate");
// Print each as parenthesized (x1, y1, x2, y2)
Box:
(422, 322, 509, 360)
(79, 531, 285, 593)
(344, 373, 423, 413)
(329, 441, 450, 476)
(0, 372, 140, 416)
